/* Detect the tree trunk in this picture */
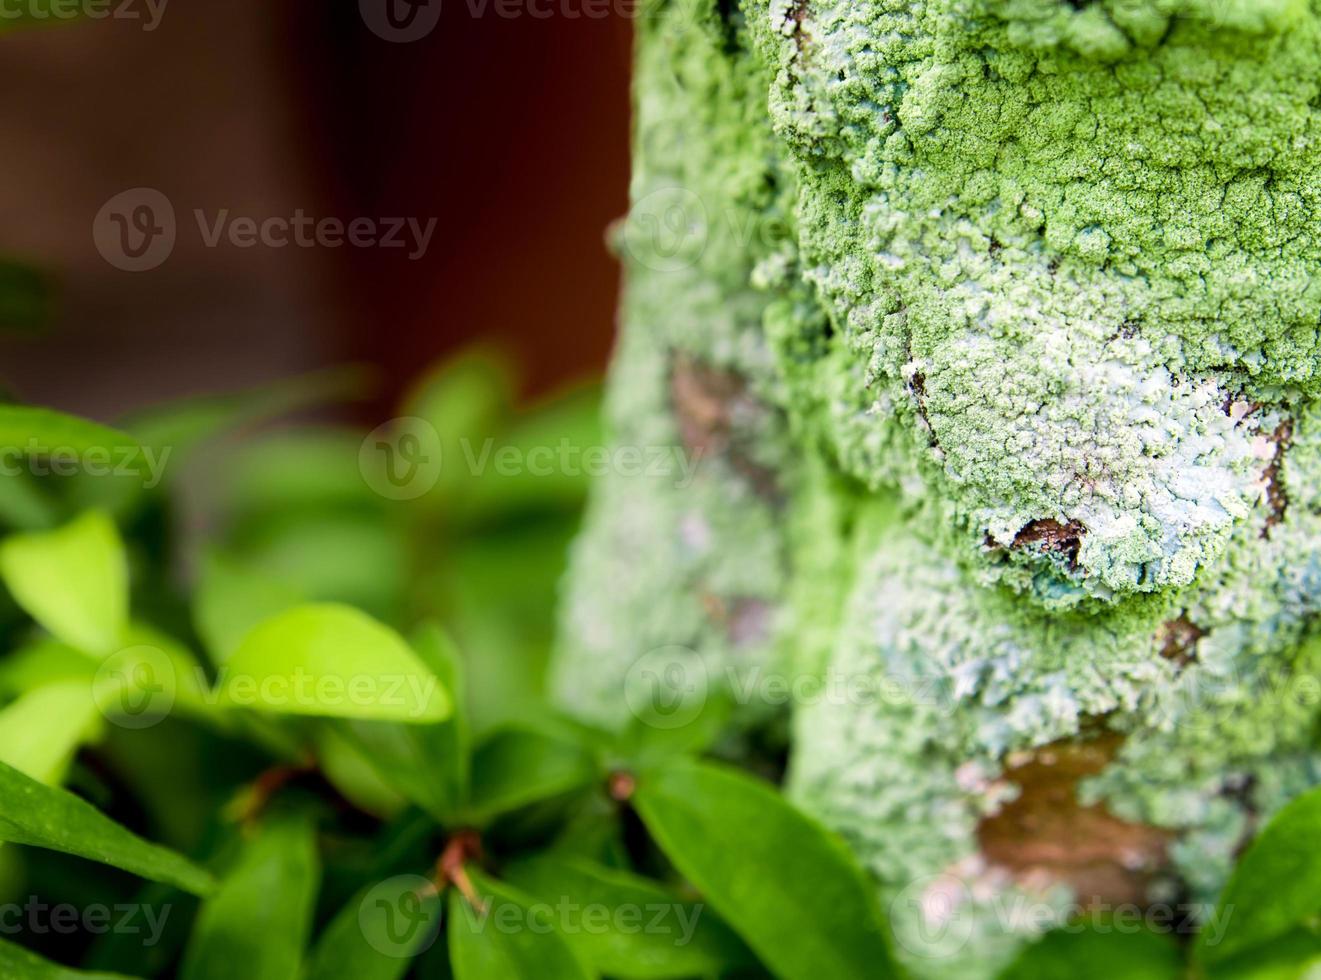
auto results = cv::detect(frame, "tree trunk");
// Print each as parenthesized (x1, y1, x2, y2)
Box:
(553, 1, 1321, 973)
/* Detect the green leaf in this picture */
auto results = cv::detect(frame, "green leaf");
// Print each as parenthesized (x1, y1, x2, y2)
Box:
(0, 406, 137, 459)
(306, 876, 442, 980)
(0, 682, 102, 784)
(0, 937, 136, 979)
(180, 810, 320, 980)
(1205, 926, 1321, 979)
(632, 758, 899, 980)
(0, 262, 51, 334)
(467, 728, 598, 825)
(0, 472, 57, 530)
(402, 345, 514, 504)
(447, 869, 591, 980)
(1199, 785, 1321, 964)
(503, 853, 751, 979)
(193, 555, 304, 665)
(0, 758, 213, 895)
(114, 366, 369, 485)
(315, 724, 408, 818)
(997, 923, 1183, 979)
(0, 639, 97, 696)
(0, 510, 128, 655)
(334, 623, 470, 823)
(218, 603, 450, 722)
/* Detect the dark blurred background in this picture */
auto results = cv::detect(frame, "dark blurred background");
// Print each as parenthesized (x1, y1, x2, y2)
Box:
(0, 1, 631, 418)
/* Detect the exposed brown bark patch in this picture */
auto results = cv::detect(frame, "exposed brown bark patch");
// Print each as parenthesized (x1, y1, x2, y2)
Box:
(977, 735, 1171, 905)
(700, 593, 772, 648)
(1262, 419, 1294, 538)
(1011, 519, 1086, 570)
(670, 354, 779, 500)
(1157, 615, 1204, 670)
(790, 0, 813, 51)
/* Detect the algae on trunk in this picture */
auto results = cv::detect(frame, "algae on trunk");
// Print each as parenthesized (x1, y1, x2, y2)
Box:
(554, 0, 1321, 973)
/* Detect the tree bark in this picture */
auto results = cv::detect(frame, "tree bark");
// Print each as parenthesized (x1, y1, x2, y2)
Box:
(554, 1, 1321, 974)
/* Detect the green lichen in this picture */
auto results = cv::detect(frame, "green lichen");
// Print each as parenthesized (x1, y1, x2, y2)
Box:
(554, 0, 1321, 973)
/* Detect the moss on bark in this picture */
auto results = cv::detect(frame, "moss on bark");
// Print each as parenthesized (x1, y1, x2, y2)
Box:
(554, 0, 1321, 972)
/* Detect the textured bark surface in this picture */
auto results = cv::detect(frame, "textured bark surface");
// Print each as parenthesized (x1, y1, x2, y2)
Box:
(554, 1, 1321, 974)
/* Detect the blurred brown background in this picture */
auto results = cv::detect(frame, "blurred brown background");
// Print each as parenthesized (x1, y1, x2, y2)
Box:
(0, 1, 631, 419)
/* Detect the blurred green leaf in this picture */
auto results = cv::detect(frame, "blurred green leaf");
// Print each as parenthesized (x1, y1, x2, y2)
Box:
(193, 554, 304, 665)
(997, 922, 1182, 979)
(447, 869, 591, 980)
(0, 638, 97, 696)
(633, 758, 899, 980)
(1205, 926, 1321, 979)
(503, 853, 752, 979)
(0, 937, 135, 979)
(459, 384, 602, 521)
(306, 876, 442, 980)
(0, 262, 52, 334)
(315, 724, 408, 819)
(0, 407, 137, 459)
(467, 727, 598, 826)
(0, 510, 127, 655)
(180, 810, 320, 980)
(0, 758, 213, 895)
(0, 472, 57, 531)
(218, 603, 450, 722)
(224, 429, 379, 519)
(229, 513, 406, 619)
(403, 345, 514, 503)
(1198, 784, 1321, 965)
(334, 624, 469, 823)
(0, 510, 128, 654)
(123, 366, 370, 467)
(0, 682, 102, 784)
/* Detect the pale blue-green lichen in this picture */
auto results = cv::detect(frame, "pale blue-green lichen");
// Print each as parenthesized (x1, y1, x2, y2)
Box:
(554, 0, 1321, 973)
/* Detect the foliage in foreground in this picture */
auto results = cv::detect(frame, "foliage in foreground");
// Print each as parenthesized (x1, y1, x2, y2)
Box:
(0, 355, 1316, 979)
